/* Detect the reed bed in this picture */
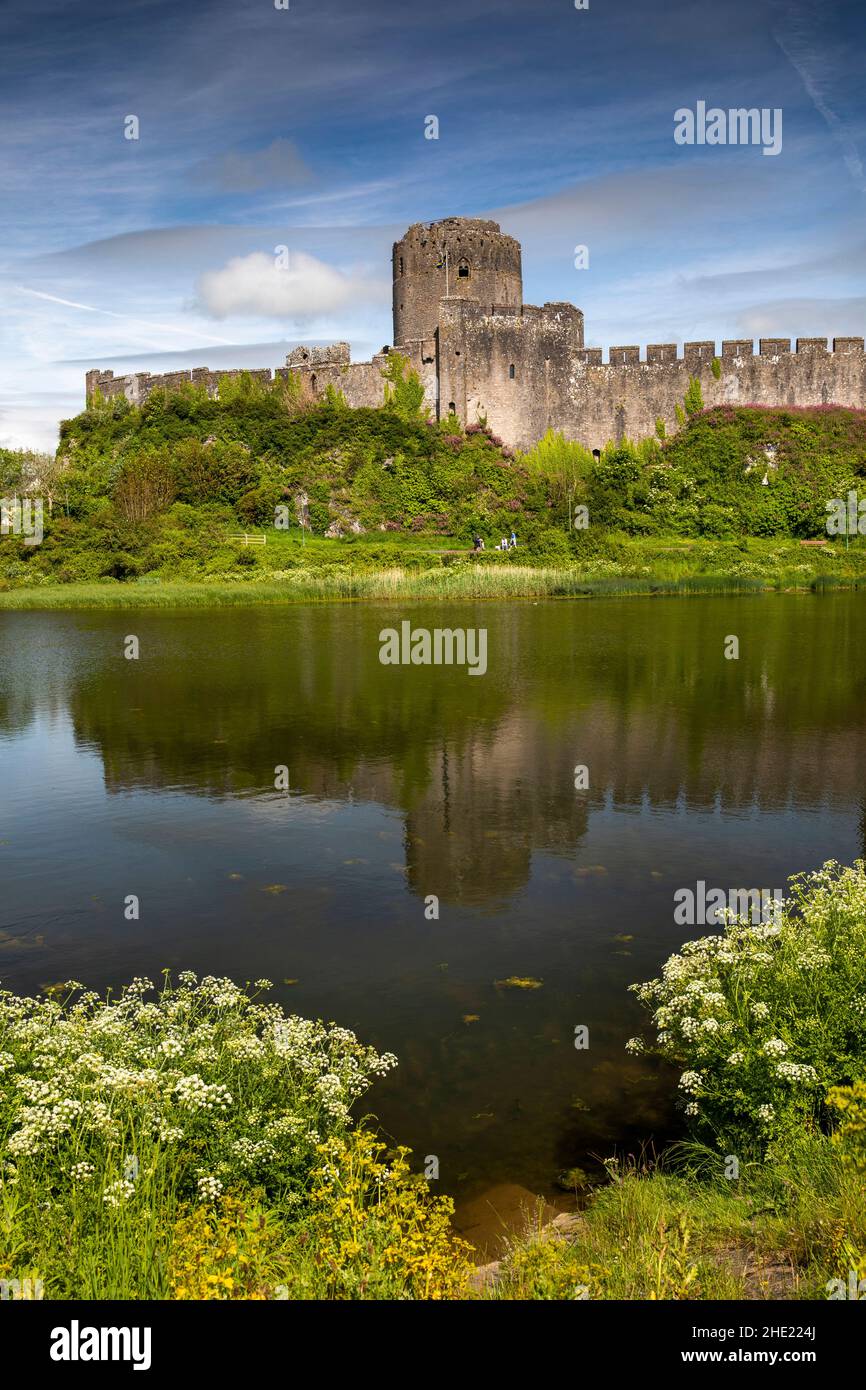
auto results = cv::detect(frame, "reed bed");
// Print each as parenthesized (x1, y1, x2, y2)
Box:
(1, 565, 860, 609)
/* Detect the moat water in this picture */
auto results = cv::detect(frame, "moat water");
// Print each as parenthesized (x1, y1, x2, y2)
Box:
(1, 595, 865, 1245)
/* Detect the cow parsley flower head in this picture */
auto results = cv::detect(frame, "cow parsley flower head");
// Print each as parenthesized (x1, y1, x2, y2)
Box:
(103, 1178, 135, 1208)
(678, 1070, 703, 1093)
(196, 1174, 223, 1203)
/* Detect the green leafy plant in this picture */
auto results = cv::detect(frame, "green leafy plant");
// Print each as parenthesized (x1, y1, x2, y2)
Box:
(380, 353, 427, 421)
(629, 860, 866, 1155)
(684, 376, 705, 416)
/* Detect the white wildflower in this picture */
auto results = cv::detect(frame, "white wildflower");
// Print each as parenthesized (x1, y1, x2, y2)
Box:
(196, 1174, 223, 1203)
(678, 1071, 703, 1093)
(102, 1178, 135, 1208)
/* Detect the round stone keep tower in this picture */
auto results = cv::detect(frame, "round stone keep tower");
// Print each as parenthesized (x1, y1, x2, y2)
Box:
(392, 217, 522, 347)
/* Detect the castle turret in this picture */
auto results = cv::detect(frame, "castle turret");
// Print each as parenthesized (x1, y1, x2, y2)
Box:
(392, 217, 522, 347)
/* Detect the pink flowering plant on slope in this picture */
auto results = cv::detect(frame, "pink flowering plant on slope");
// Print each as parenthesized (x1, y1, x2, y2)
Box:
(627, 861, 866, 1155)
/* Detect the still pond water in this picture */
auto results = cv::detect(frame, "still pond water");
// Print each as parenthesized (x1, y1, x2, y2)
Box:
(1, 595, 865, 1238)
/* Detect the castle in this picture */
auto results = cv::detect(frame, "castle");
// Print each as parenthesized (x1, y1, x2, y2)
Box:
(86, 216, 866, 452)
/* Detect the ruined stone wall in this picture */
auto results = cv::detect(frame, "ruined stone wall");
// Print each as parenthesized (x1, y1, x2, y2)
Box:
(85, 365, 278, 407)
(85, 333, 866, 452)
(565, 337, 866, 453)
(283, 340, 438, 412)
(85, 340, 438, 417)
(283, 352, 387, 409)
(436, 298, 586, 444)
(433, 328, 866, 452)
(85, 344, 382, 411)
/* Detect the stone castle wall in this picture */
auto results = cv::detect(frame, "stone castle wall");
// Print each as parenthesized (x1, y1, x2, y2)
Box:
(85, 217, 866, 452)
(563, 337, 866, 454)
(85, 364, 283, 407)
(445, 332, 866, 453)
(86, 338, 440, 417)
(437, 298, 585, 446)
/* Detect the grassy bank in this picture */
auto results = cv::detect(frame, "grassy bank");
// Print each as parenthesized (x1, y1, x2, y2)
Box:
(2, 862, 865, 1300)
(0, 572, 778, 609)
(4, 395, 866, 602)
(488, 859, 866, 1301)
(2, 535, 866, 609)
(486, 1128, 866, 1300)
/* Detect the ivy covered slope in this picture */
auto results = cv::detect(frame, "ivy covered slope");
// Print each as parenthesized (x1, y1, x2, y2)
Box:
(609, 403, 866, 538)
(2, 363, 866, 594)
(8, 366, 565, 585)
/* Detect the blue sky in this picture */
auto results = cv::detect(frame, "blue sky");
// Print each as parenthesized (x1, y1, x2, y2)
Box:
(0, 0, 864, 449)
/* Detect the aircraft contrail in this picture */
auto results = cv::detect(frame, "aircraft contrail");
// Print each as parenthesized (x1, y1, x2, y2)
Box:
(13, 286, 239, 346)
(771, 1, 865, 192)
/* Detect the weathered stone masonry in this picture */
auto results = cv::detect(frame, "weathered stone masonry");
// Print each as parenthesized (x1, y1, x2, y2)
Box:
(86, 216, 866, 452)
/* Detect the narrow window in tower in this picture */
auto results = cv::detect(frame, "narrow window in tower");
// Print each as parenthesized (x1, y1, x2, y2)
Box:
(457, 260, 470, 279)
(448, 402, 456, 413)
(509, 364, 516, 379)
(399, 257, 404, 276)
(311, 374, 317, 390)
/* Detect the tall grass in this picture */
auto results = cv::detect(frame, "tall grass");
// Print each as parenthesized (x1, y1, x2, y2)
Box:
(0, 567, 852, 610)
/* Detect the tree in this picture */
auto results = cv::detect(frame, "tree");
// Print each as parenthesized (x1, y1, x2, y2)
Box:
(112, 450, 176, 523)
(172, 439, 257, 505)
(1, 448, 69, 515)
(520, 428, 594, 508)
(277, 370, 316, 416)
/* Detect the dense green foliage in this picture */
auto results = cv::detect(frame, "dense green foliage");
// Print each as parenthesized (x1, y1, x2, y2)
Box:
(585, 406, 866, 539)
(65, 369, 550, 543)
(3, 383, 866, 590)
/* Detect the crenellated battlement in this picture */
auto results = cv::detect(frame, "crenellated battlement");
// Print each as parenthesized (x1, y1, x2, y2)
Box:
(573, 337, 865, 368)
(85, 364, 284, 406)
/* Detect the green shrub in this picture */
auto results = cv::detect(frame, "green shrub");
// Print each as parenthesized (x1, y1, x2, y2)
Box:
(629, 861, 866, 1156)
(112, 449, 176, 522)
(173, 439, 257, 505)
(381, 353, 427, 422)
(684, 376, 705, 416)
